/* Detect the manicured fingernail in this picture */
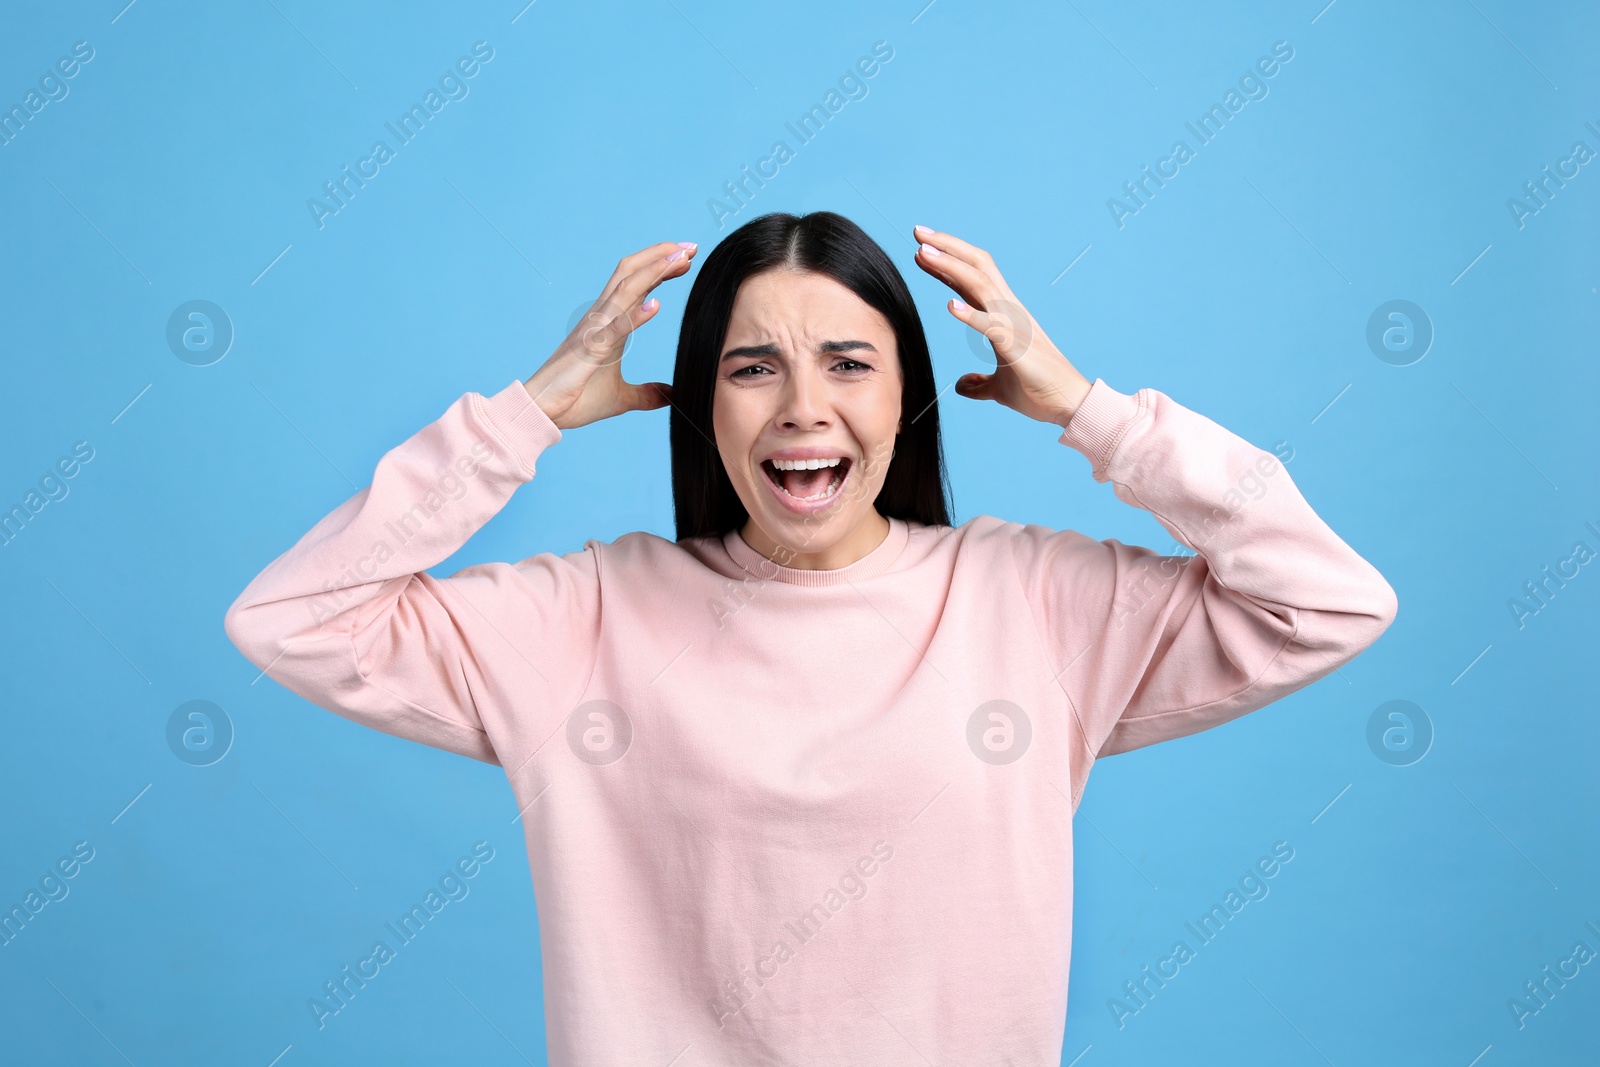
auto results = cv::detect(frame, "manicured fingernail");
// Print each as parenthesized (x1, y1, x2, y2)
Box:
(642, 297, 659, 311)
(914, 225, 933, 236)
(919, 242, 941, 257)
(952, 298, 969, 311)
(676, 241, 697, 249)
(666, 249, 686, 262)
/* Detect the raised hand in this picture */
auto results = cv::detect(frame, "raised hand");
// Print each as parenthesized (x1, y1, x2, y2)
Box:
(523, 241, 697, 430)
(911, 225, 1093, 428)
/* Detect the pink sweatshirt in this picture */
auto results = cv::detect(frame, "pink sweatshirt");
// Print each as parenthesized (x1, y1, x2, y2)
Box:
(224, 376, 1397, 1065)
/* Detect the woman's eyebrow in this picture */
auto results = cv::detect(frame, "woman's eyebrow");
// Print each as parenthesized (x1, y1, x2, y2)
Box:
(720, 340, 879, 361)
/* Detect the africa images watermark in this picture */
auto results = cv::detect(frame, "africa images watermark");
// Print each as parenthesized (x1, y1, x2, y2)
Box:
(306, 841, 495, 1029)
(1506, 118, 1600, 230)
(0, 439, 96, 550)
(0, 39, 95, 149)
(1107, 440, 1295, 629)
(707, 839, 896, 1031)
(306, 437, 495, 627)
(707, 40, 896, 230)
(1506, 518, 1598, 631)
(1108, 839, 1296, 1030)
(1507, 918, 1600, 1032)
(1107, 40, 1296, 230)
(1, 840, 97, 949)
(307, 41, 496, 230)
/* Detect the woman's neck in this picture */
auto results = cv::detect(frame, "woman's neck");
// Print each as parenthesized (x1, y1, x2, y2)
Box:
(738, 509, 892, 570)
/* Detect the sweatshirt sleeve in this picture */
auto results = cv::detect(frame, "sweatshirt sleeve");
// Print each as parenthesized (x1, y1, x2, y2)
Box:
(223, 379, 600, 766)
(1009, 378, 1398, 789)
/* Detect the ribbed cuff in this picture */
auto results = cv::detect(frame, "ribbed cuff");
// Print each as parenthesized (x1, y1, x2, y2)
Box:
(1056, 378, 1144, 478)
(474, 379, 563, 478)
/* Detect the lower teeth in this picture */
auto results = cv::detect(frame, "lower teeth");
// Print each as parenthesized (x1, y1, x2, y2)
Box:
(777, 467, 842, 501)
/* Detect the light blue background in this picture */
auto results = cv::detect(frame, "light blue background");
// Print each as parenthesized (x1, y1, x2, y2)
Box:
(2, 1, 1596, 1063)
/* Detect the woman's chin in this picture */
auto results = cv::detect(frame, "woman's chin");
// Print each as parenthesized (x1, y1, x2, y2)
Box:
(743, 494, 858, 557)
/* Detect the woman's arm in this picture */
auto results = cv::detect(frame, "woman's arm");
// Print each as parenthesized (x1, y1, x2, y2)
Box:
(222, 380, 596, 763)
(224, 240, 696, 764)
(1010, 377, 1398, 764)
(908, 224, 1397, 799)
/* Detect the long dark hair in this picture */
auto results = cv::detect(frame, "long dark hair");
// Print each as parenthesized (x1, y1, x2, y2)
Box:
(669, 211, 953, 541)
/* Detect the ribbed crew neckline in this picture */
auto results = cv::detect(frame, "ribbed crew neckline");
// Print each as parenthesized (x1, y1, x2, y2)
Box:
(722, 516, 910, 587)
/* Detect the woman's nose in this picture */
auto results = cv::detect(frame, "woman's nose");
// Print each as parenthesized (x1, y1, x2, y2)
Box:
(777, 368, 832, 429)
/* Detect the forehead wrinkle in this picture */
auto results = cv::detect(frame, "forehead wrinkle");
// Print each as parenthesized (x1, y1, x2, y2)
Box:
(722, 338, 878, 362)
(722, 275, 895, 367)
(723, 313, 887, 360)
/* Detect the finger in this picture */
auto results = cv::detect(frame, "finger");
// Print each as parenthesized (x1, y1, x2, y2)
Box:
(625, 380, 673, 412)
(577, 294, 663, 369)
(596, 241, 698, 306)
(948, 293, 1012, 352)
(916, 242, 1002, 310)
(597, 242, 698, 312)
(953, 372, 995, 400)
(912, 225, 998, 276)
(594, 246, 696, 339)
(949, 295, 1035, 368)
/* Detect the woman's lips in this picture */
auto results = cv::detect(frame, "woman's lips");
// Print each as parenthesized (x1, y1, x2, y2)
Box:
(760, 458, 851, 515)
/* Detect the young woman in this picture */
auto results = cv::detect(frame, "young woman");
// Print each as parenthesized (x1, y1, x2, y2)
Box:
(225, 212, 1397, 1065)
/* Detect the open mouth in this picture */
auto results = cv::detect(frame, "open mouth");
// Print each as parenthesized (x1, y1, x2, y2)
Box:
(760, 457, 851, 503)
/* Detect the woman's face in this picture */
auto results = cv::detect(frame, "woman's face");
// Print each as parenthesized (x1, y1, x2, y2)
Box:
(713, 267, 904, 570)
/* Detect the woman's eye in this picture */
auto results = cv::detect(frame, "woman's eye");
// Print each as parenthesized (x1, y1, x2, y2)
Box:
(731, 360, 869, 379)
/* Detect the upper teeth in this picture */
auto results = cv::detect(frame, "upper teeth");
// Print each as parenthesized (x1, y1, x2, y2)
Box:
(770, 457, 842, 471)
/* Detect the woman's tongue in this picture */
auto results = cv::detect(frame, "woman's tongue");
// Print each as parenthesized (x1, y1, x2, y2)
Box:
(779, 466, 834, 498)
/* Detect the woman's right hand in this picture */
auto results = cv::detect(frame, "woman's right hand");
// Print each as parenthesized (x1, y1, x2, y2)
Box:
(522, 241, 697, 430)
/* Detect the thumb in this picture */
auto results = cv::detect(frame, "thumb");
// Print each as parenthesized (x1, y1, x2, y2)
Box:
(627, 381, 673, 411)
(954, 372, 995, 400)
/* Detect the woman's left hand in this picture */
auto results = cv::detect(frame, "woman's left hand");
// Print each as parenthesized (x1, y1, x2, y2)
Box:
(912, 225, 1094, 428)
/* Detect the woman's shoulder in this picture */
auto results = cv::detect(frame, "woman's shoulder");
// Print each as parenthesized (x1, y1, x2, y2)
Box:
(932, 514, 1106, 574)
(902, 513, 1094, 568)
(538, 516, 1099, 581)
(503, 527, 693, 572)
(941, 513, 1086, 544)
(577, 526, 743, 578)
